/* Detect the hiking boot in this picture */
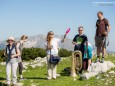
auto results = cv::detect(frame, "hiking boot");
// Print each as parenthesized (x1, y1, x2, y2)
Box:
(100, 58, 104, 63)
(19, 77, 24, 81)
(95, 58, 100, 63)
(12, 84, 17, 86)
(80, 74, 86, 80)
(7, 84, 10, 86)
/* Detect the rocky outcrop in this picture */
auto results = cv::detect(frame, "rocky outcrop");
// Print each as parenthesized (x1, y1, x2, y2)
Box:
(82, 61, 115, 79)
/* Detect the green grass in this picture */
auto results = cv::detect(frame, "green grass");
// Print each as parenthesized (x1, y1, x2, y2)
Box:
(0, 56, 115, 86)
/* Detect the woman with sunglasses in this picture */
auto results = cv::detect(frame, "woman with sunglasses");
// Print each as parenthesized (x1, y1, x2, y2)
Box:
(72, 26, 88, 73)
(45, 31, 66, 80)
(4, 37, 20, 86)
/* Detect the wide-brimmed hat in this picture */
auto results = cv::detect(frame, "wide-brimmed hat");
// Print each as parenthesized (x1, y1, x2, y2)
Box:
(21, 35, 28, 40)
(6, 36, 15, 42)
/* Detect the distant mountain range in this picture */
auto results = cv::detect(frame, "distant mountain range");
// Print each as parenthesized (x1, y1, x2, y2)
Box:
(0, 35, 74, 51)
(0, 34, 115, 54)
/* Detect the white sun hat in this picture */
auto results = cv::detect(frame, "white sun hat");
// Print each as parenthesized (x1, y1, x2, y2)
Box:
(7, 36, 15, 42)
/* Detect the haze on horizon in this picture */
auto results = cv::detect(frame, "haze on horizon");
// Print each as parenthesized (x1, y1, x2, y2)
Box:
(0, 0, 115, 51)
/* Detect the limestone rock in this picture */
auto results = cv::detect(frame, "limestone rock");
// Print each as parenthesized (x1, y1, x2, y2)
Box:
(82, 61, 115, 79)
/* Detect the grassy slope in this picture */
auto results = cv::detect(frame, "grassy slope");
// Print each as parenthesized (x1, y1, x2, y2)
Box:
(0, 55, 115, 86)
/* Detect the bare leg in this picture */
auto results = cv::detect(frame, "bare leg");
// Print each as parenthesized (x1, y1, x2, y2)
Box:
(87, 59, 92, 71)
(97, 47, 101, 57)
(88, 59, 91, 67)
(101, 46, 106, 63)
(102, 46, 106, 58)
(95, 47, 101, 62)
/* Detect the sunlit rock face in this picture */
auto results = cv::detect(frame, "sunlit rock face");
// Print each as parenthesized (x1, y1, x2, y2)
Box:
(82, 61, 115, 79)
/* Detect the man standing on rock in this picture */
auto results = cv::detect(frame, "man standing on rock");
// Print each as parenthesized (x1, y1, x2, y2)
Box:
(95, 11, 111, 63)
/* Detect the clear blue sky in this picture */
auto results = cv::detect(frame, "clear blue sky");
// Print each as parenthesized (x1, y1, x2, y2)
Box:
(0, 0, 115, 51)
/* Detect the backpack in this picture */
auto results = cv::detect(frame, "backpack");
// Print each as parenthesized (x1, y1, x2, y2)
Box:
(103, 18, 109, 46)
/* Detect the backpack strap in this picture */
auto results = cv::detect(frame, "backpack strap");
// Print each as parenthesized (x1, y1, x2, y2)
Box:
(103, 18, 108, 30)
(7, 44, 13, 59)
(14, 44, 18, 54)
(103, 18, 109, 46)
(5, 46, 8, 55)
(7, 43, 17, 57)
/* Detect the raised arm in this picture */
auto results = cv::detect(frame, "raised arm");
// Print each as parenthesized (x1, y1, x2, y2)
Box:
(61, 34, 66, 43)
(62, 28, 71, 43)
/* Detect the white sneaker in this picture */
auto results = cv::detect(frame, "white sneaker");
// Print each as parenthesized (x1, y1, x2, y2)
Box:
(52, 77, 56, 80)
(56, 74, 60, 77)
(47, 77, 52, 80)
(87, 66, 91, 72)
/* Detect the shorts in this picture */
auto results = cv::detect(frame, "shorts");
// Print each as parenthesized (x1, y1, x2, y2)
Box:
(95, 36, 106, 48)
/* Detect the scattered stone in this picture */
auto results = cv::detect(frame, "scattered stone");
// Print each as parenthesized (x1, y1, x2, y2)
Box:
(85, 84, 90, 86)
(22, 70, 26, 73)
(105, 82, 108, 86)
(0, 62, 5, 65)
(30, 57, 47, 68)
(35, 57, 42, 61)
(104, 74, 109, 77)
(17, 82, 23, 86)
(31, 65, 36, 68)
(31, 84, 36, 86)
(82, 61, 115, 79)
(96, 75, 101, 79)
(111, 75, 115, 78)
(101, 79, 105, 81)
(109, 71, 115, 74)
(30, 80, 33, 83)
(23, 62, 29, 69)
(109, 81, 112, 84)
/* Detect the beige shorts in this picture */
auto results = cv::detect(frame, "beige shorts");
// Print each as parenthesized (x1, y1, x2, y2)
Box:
(95, 36, 106, 48)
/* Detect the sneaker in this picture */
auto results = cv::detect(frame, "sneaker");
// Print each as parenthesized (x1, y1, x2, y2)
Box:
(100, 58, 104, 63)
(47, 77, 52, 80)
(52, 78, 56, 80)
(56, 74, 60, 78)
(87, 66, 91, 72)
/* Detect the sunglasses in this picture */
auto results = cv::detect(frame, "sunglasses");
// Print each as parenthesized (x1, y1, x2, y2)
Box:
(79, 30, 83, 31)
